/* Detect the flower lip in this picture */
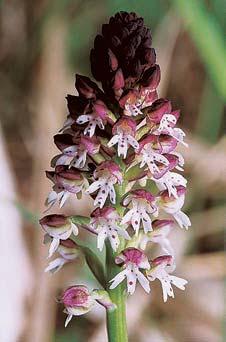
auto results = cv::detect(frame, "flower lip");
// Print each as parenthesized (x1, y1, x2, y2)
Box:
(62, 285, 90, 308)
(39, 214, 68, 228)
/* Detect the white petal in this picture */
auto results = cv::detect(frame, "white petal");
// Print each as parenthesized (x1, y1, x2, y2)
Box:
(131, 211, 141, 235)
(108, 232, 120, 251)
(45, 190, 57, 208)
(114, 226, 131, 240)
(136, 270, 150, 293)
(159, 238, 174, 256)
(173, 210, 191, 229)
(55, 154, 71, 166)
(170, 275, 188, 290)
(121, 209, 134, 225)
(127, 270, 137, 294)
(48, 238, 60, 258)
(45, 257, 66, 273)
(76, 114, 91, 124)
(118, 139, 129, 159)
(109, 270, 128, 289)
(84, 121, 96, 137)
(94, 186, 109, 208)
(160, 277, 174, 302)
(59, 191, 70, 208)
(86, 180, 102, 194)
(127, 135, 139, 150)
(108, 135, 120, 147)
(108, 184, 116, 204)
(140, 211, 152, 233)
(97, 228, 107, 251)
(65, 314, 73, 327)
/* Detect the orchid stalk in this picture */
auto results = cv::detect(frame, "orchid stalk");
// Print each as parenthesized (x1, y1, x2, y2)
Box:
(39, 11, 190, 342)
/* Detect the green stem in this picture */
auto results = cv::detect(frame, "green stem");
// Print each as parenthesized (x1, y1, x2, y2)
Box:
(106, 242, 128, 342)
(105, 179, 128, 341)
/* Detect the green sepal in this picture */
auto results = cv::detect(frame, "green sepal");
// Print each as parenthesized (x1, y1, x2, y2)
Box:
(124, 164, 146, 182)
(145, 179, 159, 195)
(92, 289, 117, 311)
(70, 215, 91, 226)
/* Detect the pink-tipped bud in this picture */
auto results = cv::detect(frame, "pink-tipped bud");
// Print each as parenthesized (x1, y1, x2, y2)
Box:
(108, 49, 118, 71)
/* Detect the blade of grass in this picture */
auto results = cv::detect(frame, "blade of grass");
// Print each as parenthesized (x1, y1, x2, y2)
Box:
(173, 0, 226, 100)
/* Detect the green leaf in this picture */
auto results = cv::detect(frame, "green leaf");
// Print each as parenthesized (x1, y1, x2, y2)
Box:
(81, 246, 106, 288)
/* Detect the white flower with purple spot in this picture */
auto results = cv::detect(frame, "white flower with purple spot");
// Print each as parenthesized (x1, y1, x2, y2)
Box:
(108, 116, 139, 158)
(39, 214, 79, 258)
(45, 239, 81, 273)
(159, 186, 191, 229)
(146, 255, 187, 302)
(90, 207, 130, 251)
(45, 166, 87, 209)
(76, 100, 109, 137)
(155, 113, 188, 147)
(137, 134, 170, 175)
(109, 248, 150, 294)
(86, 161, 122, 208)
(153, 170, 187, 198)
(122, 189, 158, 235)
(52, 134, 100, 169)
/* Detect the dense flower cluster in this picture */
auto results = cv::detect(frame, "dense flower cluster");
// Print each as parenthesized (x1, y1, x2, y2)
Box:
(39, 11, 190, 327)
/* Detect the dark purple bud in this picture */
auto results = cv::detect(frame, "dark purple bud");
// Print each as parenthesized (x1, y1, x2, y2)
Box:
(75, 74, 99, 99)
(141, 65, 161, 90)
(66, 95, 89, 118)
(54, 134, 75, 151)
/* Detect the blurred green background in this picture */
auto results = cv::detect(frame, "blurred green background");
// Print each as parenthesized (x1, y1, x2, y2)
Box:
(0, 1, 225, 341)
